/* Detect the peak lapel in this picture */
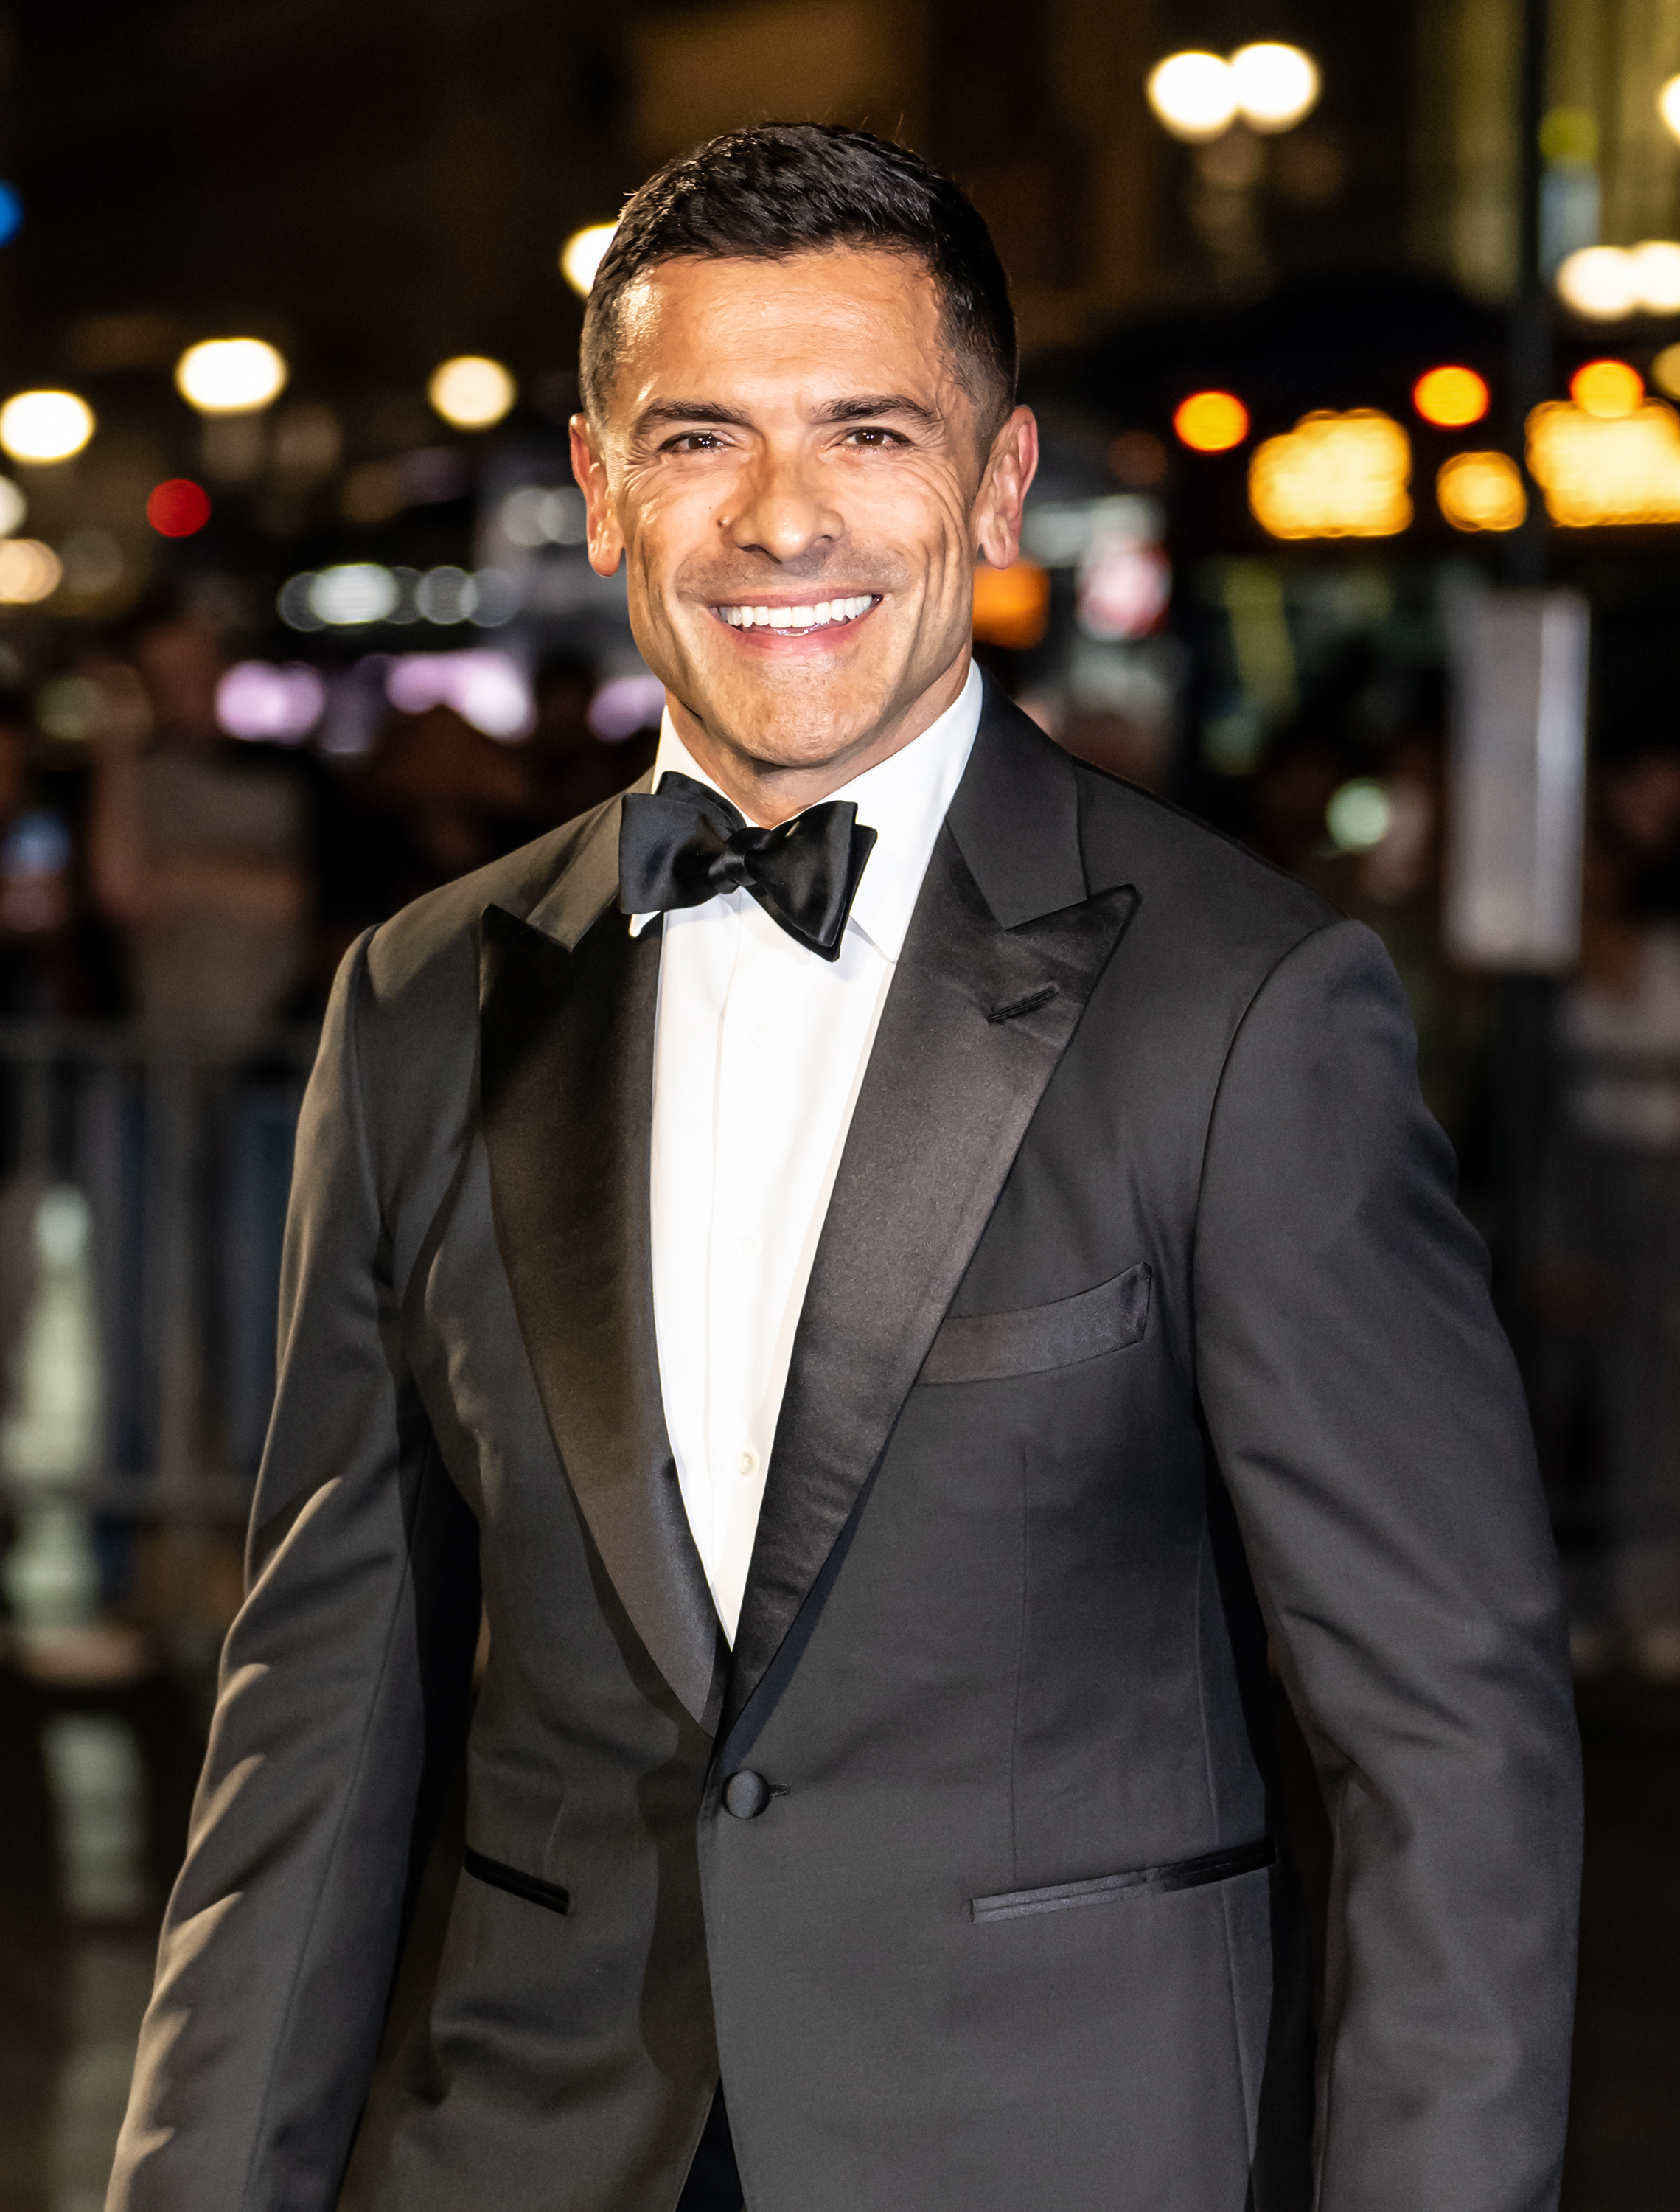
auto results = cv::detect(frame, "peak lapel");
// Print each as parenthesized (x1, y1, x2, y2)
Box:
(723, 703, 1137, 1739)
(479, 797, 725, 1732)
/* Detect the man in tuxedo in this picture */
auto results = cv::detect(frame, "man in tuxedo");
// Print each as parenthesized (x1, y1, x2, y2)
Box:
(110, 124, 1580, 2212)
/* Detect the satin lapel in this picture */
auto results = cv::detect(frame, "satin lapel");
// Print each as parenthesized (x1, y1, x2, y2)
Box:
(479, 800, 725, 1731)
(723, 712, 1137, 1739)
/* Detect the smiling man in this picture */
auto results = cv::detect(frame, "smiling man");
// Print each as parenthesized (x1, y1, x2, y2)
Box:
(111, 125, 1579, 2212)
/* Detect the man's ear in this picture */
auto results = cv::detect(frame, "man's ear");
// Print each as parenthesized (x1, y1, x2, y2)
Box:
(570, 414, 624, 577)
(973, 406, 1039, 569)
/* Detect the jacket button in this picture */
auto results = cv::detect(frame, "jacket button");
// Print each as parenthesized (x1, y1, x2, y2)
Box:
(723, 1770, 771, 1819)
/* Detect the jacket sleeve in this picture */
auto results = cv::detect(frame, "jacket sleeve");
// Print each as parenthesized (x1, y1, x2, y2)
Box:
(1191, 917, 1581, 2212)
(108, 931, 482, 2212)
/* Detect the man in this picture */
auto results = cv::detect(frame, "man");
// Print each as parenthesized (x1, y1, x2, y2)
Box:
(110, 125, 1580, 2212)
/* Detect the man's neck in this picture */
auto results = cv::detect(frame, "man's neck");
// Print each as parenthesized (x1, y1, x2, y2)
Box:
(665, 650, 973, 826)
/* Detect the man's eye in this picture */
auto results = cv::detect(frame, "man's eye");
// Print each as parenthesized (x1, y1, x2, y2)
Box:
(666, 431, 726, 452)
(846, 426, 902, 448)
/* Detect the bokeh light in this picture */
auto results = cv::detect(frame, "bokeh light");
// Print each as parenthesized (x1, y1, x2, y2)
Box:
(1174, 390, 1249, 451)
(972, 558, 1050, 649)
(279, 563, 517, 630)
(428, 355, 515, 430)
(309, 563, 400, 626)
(0, 540, 62, 604)
(1413, 365, 1489, 427)
(1326, 779, 1392, 852)
(562, 223, 618, 298)
(216, 662, 327, 743)
(1437, 451, 1527, 532)
(0, 391, 94, 465)
(1660, 73, 1680, 144)
(386, 650, 533, 739)
(499, 484, 588, 546)
(1248, 409, 1412, 538)
(1556, 246, 1641, 321)
(146, 479, 212, 537)
(1527, 393, 1680, 524)
(0, 479, 26, 536)
(588, 674, 667, 742)
(1628, 240, 1680, 313)
(175, 338, 288, 415)
(1571, 360, 1643, 417)
(0, 183, 22, 247)
(1146, 52, 1238, 142)
(1229, 43, 1320, 133)
(1652, 342, 1680, 399)
(1551, 244, 1680, 321)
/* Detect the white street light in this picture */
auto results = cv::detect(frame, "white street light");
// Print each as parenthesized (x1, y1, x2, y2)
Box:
(428, 356, 516, 431)
(561, 223, 618, 298)
(1146, 52, 1238, 142)
(0, 391, 94, 465)
(1230, 43, 1321, 132)
(175, 338, 288, 415)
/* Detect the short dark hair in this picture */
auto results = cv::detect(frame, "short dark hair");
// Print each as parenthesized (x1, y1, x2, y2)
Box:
(580, 122, 1017, 439)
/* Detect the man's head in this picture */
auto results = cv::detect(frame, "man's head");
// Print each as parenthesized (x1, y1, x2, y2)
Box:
(570, 124, 1037, 821)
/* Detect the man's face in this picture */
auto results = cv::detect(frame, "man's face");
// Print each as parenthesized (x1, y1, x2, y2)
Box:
(571, 248, 1036, 790)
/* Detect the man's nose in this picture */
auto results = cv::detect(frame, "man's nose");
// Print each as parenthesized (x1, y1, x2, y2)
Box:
(722, 448, 841, 563)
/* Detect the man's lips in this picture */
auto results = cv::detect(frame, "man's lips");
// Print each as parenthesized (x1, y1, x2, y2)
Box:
(707, 593, 881, 640)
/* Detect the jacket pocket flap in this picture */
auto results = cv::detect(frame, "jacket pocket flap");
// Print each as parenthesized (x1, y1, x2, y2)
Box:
(970, 1837, 1272, 1922)
(920, 1262, 1151, 1387)
(464, 1845, 570, 1914)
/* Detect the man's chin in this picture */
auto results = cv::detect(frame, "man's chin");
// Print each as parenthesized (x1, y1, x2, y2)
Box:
(678, 661, 896, 771)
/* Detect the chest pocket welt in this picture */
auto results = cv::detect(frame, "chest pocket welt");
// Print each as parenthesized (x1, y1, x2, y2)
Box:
(919, 1262, 1151, 1387)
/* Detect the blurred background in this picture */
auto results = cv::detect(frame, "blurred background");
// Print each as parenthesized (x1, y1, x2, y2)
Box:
(0, 0, 1676, 2204)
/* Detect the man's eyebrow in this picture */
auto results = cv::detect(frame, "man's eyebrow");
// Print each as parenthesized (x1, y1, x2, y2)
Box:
(633, 400, 755, 435)
(631, 392, 942, 437)
(811, 393, 941, 428)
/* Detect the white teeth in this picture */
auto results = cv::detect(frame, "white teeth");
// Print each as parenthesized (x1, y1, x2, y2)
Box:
(717, 595, 874, 631)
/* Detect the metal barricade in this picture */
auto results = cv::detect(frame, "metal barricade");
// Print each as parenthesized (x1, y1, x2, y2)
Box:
(0, 1023, 319, 1638)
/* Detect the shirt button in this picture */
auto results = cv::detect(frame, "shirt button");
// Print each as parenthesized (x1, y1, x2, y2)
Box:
(734, 1231, 759, 1262)
(737, 1447, 759, 1479)
(749, 1022, 775, 1047)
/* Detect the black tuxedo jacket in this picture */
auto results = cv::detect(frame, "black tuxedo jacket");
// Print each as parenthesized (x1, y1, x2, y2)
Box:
(110, 684, 1580, 2212)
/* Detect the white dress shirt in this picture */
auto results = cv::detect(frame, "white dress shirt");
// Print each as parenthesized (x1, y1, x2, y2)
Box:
(633, 661, 983, 1641)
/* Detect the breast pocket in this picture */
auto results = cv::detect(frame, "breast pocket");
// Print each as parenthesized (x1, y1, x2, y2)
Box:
(919, 1262, 1152, 1387)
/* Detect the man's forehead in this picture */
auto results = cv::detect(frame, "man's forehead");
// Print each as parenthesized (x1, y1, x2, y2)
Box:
(612, 251, 958, 427)
(621, 250, 944, 355)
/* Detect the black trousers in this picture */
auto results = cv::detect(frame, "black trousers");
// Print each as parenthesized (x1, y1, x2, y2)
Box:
(675, 2089, 743, 2211)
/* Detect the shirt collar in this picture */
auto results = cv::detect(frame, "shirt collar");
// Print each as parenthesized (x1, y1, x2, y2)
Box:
(630, 659, 982, 961)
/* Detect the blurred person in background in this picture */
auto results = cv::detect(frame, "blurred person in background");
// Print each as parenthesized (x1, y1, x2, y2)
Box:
(338, 700, 532, 926)
(0, 689, 105, 1018)
(88, 613, 313, 1034)
(1245, 722, 1348, 885)
(1338, 724, 1487, 1175)
(517, 651, 658, 827)
(110, 123, 1577, 2212)
(1538, 737, 1680, 1677)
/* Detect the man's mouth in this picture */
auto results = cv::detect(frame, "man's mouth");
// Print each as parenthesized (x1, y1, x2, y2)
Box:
(709, 594, 879, 638)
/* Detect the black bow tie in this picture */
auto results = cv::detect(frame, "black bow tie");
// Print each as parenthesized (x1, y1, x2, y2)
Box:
(618, 771, 876, 961)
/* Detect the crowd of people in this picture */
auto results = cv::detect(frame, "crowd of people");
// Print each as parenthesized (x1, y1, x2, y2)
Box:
(0, 613, 658, 1032)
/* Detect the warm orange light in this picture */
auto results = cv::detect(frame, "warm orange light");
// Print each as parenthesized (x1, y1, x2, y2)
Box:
(972, 558, 1050, 650)
(1527, 394, 1680, 524)
(1248, 409, 1412, 539)
(1437, 452, 1526, 532)
(1570, 360, 1643, 418)
(1174, 391, 1249, 453)
(1413, 366, 1489, 428)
